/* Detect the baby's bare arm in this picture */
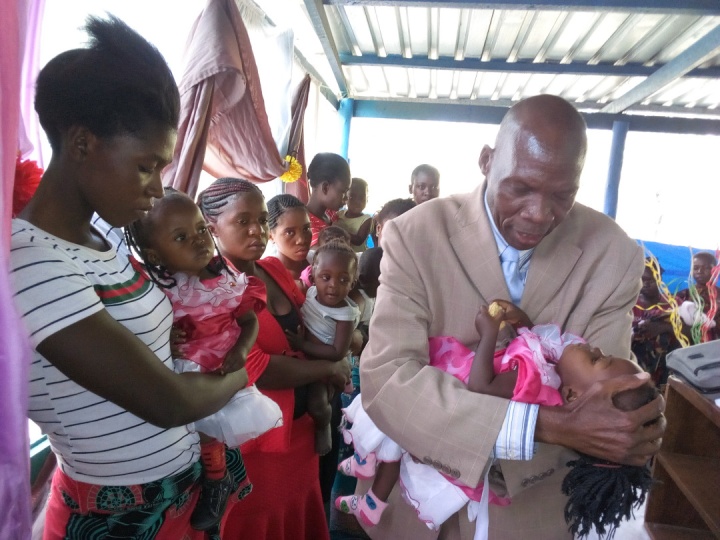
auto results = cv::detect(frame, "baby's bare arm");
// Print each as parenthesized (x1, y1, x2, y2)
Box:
(467, 304, 518, 397)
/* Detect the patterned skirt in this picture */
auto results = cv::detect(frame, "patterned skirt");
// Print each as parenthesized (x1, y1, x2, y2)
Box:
(43, 448, 251, 540)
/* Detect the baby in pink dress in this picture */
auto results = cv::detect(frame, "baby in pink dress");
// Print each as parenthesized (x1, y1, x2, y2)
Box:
(126, 190, 281, 531)
(336, 301, 655, 539)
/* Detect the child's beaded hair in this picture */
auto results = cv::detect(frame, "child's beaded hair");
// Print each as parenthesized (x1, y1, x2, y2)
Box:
(562, 383, 658, 539)
(124, 188, 230, 289)
(317, 225, 351, 246)
(307, 153, 350, 188)
(312, 239, 358, 274)
(197, 177, 264, 225)
(267, 194, 307, 231)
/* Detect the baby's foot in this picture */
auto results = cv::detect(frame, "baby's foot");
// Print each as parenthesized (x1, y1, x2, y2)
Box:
(315, 424, 332, 456)
(337, 452, 376, 479)
(335, 490, 388, 527)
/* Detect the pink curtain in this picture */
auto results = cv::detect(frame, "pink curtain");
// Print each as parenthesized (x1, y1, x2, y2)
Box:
(1, 0, 33, 537)
(163, 0, 287, 198)
(283, 75, 311, 203)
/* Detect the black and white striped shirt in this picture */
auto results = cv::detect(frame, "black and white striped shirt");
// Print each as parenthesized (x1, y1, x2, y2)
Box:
(11, 218, 199, 485)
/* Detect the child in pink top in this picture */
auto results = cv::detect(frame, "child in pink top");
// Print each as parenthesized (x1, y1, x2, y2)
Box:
(126, 190, 282, 531)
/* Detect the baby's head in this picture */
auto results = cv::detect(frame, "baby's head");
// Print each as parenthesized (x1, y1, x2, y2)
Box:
(347, 177, 368, 215)
(556, 344, 652, 406)
(358, 246, 383, 298)
(318, 225, 351, 247)
(373, 198, 416, 247)
(311, 240, 358, 307)
(126, 189, 214, 277)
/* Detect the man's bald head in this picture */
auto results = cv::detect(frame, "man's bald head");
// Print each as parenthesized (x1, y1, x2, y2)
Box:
(480, 95, 588, 250)
(497, 95, 587, 162)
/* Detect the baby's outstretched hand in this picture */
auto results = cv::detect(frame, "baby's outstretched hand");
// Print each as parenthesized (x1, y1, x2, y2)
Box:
(489, 299, 533, 329)
(475, 304, 505, 335)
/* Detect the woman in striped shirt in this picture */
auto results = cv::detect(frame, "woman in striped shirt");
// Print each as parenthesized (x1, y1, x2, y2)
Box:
(11, 15, 249, 540)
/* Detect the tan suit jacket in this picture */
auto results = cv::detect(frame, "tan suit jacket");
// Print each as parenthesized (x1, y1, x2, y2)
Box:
(358, 183, 644, 539)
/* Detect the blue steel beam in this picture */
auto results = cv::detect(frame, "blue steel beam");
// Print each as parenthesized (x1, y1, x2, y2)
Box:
(339, 53, 720, 79)
(604, 120, 629, 219)
(303, 0, 348, 96)
(323, 1, 720, 16)
(602, 24, 720, 114)
(353, 99, 720, 135)
(339, 98, 355, 158)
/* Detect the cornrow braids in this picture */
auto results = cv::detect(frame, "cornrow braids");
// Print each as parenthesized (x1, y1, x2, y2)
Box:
(312, 239, 358, 274)
(267, 194, 307, 231)
(197, 177, 263, 224)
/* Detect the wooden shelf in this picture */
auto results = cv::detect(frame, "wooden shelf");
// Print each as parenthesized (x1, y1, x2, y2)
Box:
(645, 377, 720, 539)
(645, 523, 715, 540)
(656, 452, 720, 534)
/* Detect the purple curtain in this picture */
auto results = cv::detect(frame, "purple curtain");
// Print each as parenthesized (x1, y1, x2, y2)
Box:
(163, 0, 287, 198)
(1, 0, 33, 538)
(283, 75, 311, 203)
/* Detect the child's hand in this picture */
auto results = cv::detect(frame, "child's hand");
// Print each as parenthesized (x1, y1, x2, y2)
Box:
(475, 305, 505, 336)
(489, 299, 533, 329)
(284, 325, 305, 351)
(169, 326, 187, 358)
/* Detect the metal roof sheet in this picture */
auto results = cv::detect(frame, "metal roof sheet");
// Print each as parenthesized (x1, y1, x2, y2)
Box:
(300, 1, 720, 120)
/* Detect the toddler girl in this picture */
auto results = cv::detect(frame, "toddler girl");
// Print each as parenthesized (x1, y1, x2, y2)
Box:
(125, 191, 282, 530)
(336, 301, 655, 539)
(285, 240, 360, 455)
(336, 177, 373, 252)
(299, 225, 351, 292)
(305, 153, 351, 246)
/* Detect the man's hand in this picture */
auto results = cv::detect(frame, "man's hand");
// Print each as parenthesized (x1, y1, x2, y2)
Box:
(536, 372, 666, 466)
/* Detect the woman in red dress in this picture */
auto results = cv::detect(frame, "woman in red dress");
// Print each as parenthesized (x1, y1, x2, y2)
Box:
(198, 178, 350, 539)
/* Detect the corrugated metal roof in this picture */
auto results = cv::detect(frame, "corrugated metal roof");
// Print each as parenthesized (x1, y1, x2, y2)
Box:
(301, 1, 720, 119)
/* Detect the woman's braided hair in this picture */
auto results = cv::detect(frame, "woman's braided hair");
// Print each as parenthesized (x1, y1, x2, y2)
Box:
(267, 194, 307, 231)
(197, 177, 263, 225)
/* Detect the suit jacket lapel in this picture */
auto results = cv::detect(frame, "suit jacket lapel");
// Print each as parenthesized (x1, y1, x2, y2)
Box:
(449, 185, 508, 304)
(522, 212, 583, 319)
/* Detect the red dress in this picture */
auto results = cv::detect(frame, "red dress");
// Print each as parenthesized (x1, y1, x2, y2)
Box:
(309, 209, 338, 247)
(221, 256, 329, 540)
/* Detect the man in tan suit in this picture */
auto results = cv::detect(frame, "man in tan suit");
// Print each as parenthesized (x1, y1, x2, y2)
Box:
(358, 95, 666, 539)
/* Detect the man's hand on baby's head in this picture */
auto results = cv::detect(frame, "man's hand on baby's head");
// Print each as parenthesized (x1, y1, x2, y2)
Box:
(542, 372, 666, 467)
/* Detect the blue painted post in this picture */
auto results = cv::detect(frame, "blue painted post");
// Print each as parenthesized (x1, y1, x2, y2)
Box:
(604, 120, 629, 219)
(339, 98, 354, 160)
